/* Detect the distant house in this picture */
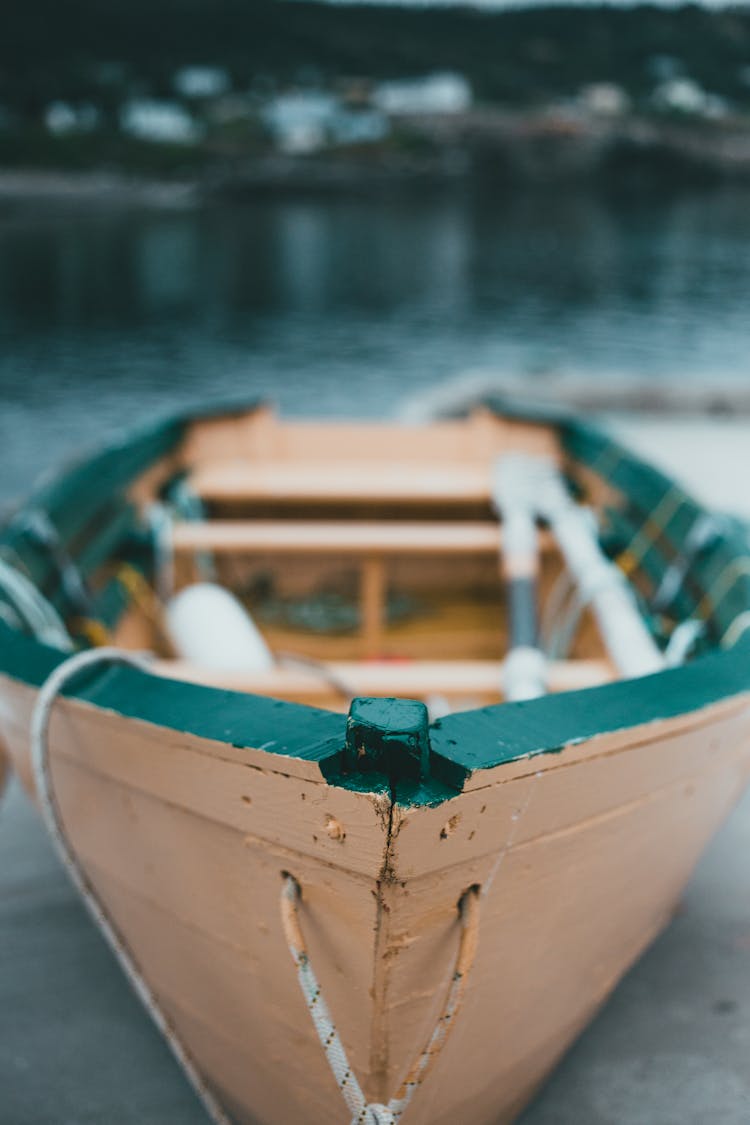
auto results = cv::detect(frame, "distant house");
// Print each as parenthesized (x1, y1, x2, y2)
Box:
(45, 102, 78, 136)
(45, 101, 101, 135)
(262, 91, 389, 154)
(579, 83, 630, 117)
(653, 79, 727, 118)
(261, 91, 335, 154)
(174, 66, 230, 100)
(120, 100, 200, 144)
(373, 72, 472, 116)
(330, 107, 389, 147)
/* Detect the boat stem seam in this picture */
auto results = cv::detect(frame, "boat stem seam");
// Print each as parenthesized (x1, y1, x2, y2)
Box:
(280, 873, 480, 1124)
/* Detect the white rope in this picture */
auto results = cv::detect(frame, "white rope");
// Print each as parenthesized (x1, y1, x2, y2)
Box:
(721, 609, 750, 649)
(281, 875, 480, 1125)
(0, 555, 73, 651)
(664, 618, 705, 666)
(30, 646, 233, 1125)
(539, 566, 578, 658)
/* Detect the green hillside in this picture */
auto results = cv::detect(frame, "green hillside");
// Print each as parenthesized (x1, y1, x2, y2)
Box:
(2, 1, 750, 116)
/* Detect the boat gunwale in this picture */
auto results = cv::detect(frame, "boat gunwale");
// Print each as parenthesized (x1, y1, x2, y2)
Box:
(1, 395, 749, 809)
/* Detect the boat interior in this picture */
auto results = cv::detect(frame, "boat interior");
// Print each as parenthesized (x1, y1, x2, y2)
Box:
(3, 403, 743, 716)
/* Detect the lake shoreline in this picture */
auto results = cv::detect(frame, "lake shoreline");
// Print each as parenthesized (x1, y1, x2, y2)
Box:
(5, 111, 750, 208)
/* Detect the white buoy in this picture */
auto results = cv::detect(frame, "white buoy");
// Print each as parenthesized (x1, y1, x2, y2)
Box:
(165, 583, 274, 674)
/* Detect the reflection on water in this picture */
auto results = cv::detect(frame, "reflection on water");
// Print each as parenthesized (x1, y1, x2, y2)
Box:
(0, 188, 749, 500)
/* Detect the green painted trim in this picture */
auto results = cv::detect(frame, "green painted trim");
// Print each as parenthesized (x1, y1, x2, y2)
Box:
(429, 634, 750, 789)
(416, 403, 750, 791)
(1, 419, 184, 563)
(0, 398, 352, 771)
(2, 397, 750, 809)
(0, 396, 266, 578)
(344, 697, 430, 783)
(0, 620, 346, 764)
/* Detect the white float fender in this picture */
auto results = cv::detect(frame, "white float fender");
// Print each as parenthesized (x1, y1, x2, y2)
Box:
(165, 583, 274, 674)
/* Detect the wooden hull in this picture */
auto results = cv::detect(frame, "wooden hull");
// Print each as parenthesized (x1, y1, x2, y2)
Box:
(2, 401, 750, 1122)
(2, 671, 749, 1124)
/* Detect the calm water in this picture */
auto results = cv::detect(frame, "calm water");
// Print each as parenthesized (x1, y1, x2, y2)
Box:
(1, 187, 750, 502)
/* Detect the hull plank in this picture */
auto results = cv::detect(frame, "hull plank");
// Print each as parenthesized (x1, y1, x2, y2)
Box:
(3, 667, 750, 1123)
(379, 750, 750, 1124)
(397, 698, 750, 873)
(182, 409, 559, 483)
(80, 863, 354, 1125)
(0, 675, 388, 878)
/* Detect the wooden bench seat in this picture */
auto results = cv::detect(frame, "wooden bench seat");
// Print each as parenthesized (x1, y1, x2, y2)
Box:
(154, 657, 612, 701)
(170, 520, 555, 556)
(189, 463, 493, 504)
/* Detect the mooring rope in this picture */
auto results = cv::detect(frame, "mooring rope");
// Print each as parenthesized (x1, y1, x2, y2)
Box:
(30, 646, 233, 1125)
(280, 874, 480, 1125)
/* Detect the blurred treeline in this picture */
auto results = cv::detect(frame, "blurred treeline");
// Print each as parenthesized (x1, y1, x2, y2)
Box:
(4, 1, 750, 119)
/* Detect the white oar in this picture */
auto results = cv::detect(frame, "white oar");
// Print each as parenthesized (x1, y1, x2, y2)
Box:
(492, 456, 547, 701)
(528, 456, 664, 679)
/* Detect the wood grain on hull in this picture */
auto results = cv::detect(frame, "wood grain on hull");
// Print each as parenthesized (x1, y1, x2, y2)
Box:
(2, 669, 749, 1125)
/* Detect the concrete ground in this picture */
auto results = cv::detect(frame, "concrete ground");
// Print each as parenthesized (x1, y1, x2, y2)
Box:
(1, 417, 749, 1125)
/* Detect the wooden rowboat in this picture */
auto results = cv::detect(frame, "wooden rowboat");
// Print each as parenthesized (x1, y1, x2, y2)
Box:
(1, 400, 750, 1125)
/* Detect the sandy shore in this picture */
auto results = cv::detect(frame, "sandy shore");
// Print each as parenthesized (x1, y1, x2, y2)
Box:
(0, 169, 198, 209)
(611, 416, 750, 519)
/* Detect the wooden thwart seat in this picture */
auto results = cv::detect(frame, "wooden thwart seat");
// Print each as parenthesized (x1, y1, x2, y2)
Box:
(188, 463, 493, 504)
(170, 519, 557, 657)
(170, 520, 555, 556)
(154, 657, 612, 701)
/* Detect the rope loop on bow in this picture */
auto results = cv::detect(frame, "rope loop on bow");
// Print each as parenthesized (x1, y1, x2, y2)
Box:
(281, 872, 481, 1124)
(30, 646, 233, 1125)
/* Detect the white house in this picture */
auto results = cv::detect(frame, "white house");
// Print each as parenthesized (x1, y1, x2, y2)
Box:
(120, 100, 200, 144)
(45, 102, 101, 135)
(579, 83, 631, 117)
(653, 78, 728, 118)
(373, 72, 472, 116)
(174, 66, 230, 100)
(261, 91, 336, 154)
(45, 102, 78, 136)
(261, 91, 389, 154)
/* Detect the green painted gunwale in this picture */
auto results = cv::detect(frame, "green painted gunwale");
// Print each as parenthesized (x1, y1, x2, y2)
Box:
(0, 397, 749, 809)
